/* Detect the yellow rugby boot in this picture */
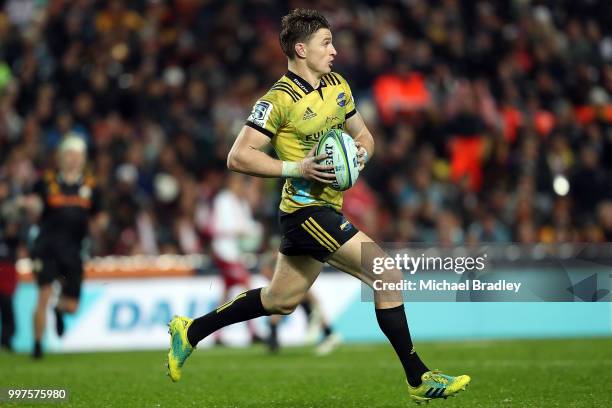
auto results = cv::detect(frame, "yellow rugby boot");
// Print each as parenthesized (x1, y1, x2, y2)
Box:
(166, 315, 194, 382)
(407, 370, 471, 403)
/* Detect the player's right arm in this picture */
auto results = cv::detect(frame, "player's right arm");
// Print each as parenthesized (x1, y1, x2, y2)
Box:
(17, 178, 45, 220)
(227, 93, 335, 183)
(227, 126, 335, 183)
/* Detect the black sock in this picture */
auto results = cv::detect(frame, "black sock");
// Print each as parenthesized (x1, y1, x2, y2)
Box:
(33, 340, 42, 359)
(267, 319, 279, 352)
(300, 300, 312, 318)
(375, 305, 429, 387)
(187, 288, 270, 347)
(269, 320, 278, 342)
(54, 307, 65, 337)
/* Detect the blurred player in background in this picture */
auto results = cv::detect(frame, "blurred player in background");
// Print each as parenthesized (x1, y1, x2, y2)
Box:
(168, 9, 470, 402)
(209, 172, 262, 345)
(260, 249, 340, 355)
(304, 292, 341, 355)
(0, 177, 20, 352)
(24, 136, 106, 359)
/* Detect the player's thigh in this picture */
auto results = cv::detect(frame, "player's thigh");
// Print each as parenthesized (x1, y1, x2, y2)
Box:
(327, 231, 402, 286)
(263, 253, 323, 314)
(33, 255, 57, 289)
(59, 255, 84, 304)
(33, 255, 56, 308)
(35, 284, 53, 308)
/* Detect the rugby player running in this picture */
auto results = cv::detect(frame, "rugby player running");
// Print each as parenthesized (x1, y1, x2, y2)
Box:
(24, 136, 104, 359)
(167, 9, 470, 403)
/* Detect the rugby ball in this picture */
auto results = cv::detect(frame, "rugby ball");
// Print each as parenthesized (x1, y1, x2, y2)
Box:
(316, 129, 360, 191)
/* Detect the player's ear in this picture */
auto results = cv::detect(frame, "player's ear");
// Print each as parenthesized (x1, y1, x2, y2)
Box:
(294, 42, 307, 59)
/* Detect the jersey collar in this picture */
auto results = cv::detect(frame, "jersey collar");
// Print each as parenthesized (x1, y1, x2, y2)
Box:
(58, 171, 83, 186)
(285, 70, 327, 95)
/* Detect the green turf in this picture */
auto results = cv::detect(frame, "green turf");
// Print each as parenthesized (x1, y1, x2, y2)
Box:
(0, 337, 611, 407)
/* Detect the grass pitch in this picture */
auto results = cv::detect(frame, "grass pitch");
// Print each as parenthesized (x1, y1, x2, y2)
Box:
(0, 337, 611, 407)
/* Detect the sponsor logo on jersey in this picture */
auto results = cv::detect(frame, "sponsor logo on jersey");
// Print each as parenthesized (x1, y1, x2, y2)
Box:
(325, 116, 342, 128)
(336, 92, 346, 107)
(340, 219, 353, 231)
(303, 107, 317, 120)
(248, 100, 273, 128)
(291, 78, 310, 94)
(305, 123, 343, 142)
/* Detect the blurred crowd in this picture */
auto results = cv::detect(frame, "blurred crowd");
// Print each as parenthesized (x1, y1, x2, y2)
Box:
(2, 0, 612, 261)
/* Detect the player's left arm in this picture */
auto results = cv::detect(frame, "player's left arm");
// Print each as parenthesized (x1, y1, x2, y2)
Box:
(339, 74, 374, 171)
(345, 112, 374, 171)
(88, 185, 109, 242)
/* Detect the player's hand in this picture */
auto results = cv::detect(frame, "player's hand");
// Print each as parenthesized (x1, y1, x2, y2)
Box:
(355, 141, 368, 171)
(299, 145, 336, 184)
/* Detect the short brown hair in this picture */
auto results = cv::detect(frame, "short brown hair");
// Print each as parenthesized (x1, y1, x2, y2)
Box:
(280, 9, 330, 59)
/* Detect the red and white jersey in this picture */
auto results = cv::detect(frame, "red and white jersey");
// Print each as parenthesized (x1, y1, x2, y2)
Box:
(210, 190, 254, 263)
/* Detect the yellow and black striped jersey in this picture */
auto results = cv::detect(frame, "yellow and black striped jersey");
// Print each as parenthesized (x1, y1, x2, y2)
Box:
(245, 70, 357, 213)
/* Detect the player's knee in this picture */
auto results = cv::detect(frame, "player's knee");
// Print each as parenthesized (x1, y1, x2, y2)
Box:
(275, 300, 299, 315)
(268, 297, 299, 315)
(261, 288, 299, 315)
(64, 302, 78, 313)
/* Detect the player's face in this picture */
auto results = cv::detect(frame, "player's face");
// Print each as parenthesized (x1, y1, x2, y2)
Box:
(60, 149, 86, 174)
(305, 28, 336, 74)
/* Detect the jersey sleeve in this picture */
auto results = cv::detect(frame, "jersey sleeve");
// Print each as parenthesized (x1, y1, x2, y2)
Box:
(245, 91, 287, 138)
(336, 73, 357, 120)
